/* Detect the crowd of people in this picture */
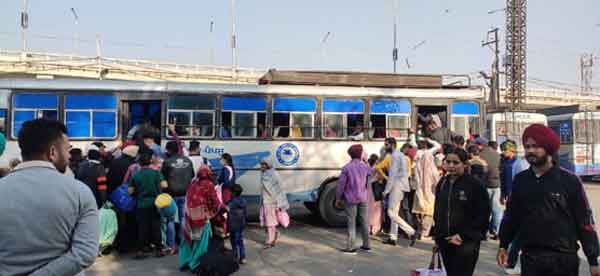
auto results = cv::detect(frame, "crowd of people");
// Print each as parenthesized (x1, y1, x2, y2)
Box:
(335, 114, 600, 276)
(1, 115, 600, 276)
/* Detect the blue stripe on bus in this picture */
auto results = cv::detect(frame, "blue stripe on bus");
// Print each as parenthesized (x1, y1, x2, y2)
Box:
(65, 95, 117, 109)
(222, 96, 267, 111)
(14, 94, 58, 109)
(452, 101, 479, 115)
(323, 99, 364, 113)
(273, 97, 317, 112)
(370, 99, 411, 114)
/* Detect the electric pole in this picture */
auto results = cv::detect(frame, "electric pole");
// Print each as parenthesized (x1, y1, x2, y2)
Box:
(230, 0, 237, 81)
(482, 27, 500, 109)
(20, 0, 29, 59)
(392, 0, 399, 73)
(505, 0, 527, 110)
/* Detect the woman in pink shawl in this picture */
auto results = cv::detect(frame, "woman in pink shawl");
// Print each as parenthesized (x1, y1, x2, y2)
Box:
(365, 153, 383, 235)
(411, 136, 441, 240)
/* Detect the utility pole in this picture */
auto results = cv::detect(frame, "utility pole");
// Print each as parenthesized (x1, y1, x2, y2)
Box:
(505, 0, 527, 110)
(482, 27, 500, 109)
(70, 8, 79, 55)
(209, 20, 215, 65)
(230, 0, 237, 81)
(392, 0, 399, 73)
(20, 0, 29, 59)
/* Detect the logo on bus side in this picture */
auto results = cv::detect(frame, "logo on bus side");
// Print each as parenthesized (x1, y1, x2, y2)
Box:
(276, 143, 300, 166)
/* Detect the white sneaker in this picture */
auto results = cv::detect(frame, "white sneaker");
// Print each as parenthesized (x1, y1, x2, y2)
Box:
(504, 266, 521, 275)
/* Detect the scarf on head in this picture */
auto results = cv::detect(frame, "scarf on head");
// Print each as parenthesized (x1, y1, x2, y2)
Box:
(260, 158, 290, 210)
(184, 165, 221, 243)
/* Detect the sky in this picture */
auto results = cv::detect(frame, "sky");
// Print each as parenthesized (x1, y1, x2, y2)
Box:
(1, 0, 599, 88)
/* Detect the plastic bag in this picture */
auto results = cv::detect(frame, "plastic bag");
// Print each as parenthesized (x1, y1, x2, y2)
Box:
(276, 209, 290, 228)
(411, 249, 446, 276)
(99, 203, 118, 248)
(109, 183, 135, 212)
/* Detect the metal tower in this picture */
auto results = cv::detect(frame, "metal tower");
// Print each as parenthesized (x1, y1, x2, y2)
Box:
(505, 0, 527, 110)
(580, 53, 594, 92)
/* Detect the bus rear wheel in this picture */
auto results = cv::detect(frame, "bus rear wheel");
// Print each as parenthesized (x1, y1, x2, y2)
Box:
(318, 181, 346, 227)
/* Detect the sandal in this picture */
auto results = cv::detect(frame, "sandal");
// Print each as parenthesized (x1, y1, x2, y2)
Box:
(273, 231, 280, 245)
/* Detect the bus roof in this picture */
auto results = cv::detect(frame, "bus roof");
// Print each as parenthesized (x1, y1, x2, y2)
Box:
(258, 69, 472, 89)
(0, 78, 484, 99)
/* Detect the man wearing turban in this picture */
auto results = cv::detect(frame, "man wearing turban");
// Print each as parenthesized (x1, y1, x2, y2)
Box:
(336, 144, 372, 255)
(498, 124, 600, 276)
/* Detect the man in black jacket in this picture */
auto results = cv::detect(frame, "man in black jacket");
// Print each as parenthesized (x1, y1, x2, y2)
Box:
(498, 124, 600, 276)
(77, 144, 108, 208)
(161, 141, 195, 250)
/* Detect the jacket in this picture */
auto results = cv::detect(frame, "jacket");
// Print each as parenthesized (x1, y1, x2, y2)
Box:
(77, 159, 108, 208)
(106, 155, 135, 193)
(161, 155, 195, 197)
(479, 146, 501, 188)
(227, 196, 247, 233)
(432, 174, 491, 242)
(500, 166, 600, 265)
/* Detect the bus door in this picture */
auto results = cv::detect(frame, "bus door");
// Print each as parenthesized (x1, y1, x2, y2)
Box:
(415, 104, 448, 134)
(123, 100, 162, 143)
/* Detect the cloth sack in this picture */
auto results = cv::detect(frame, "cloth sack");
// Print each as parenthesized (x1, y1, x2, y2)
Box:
(276, 209, 290, 228)
(411, 250, 446, 276)
(109, 183, 135, 212)
(99, 203, 118, 248)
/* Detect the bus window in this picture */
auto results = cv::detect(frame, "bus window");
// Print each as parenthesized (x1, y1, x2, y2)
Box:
(549, 120, 573, 144)
(322, 98, 365, 139)
(451, 101, 480, 139)
(0, 109, 6, 134)
(221, 96, 267, 139)
(370, 99, 411, 139)
(64, 95, 118, 139)
(12, 94, 59, 138)
(272, 97, 316, 139)
(167, 95, 215, 138)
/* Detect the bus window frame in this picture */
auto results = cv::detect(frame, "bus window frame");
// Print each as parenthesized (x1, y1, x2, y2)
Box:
(273, 111, 315, 139)
(231, 110, 258, 139)
(321, 98, 366, 140)
(166, 109, 216, 139)
(369, 113, 411, 140)
(451, 114, 480, 140)
(63, 108, 118, 140)
(11, 93, 60, 139)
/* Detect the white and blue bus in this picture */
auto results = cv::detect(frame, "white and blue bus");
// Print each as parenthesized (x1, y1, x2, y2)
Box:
(0, 75, 484, 226)
(485, 111, 548, 155)
(545, 105, 600, 177)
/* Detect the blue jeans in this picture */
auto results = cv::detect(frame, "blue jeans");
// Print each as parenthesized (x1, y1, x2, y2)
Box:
(507, 235, 521, 268)
(230, 229, 246, 261)
(161, 217, 176, 248)
(487, 188, 503, 235)
(174, 196, 186, 242)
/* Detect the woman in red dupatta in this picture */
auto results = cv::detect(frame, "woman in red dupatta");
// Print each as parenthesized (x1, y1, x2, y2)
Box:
(179, 165, 222, 272)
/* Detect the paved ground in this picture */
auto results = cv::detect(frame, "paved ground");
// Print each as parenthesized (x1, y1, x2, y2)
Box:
(88, 183, 600, 276)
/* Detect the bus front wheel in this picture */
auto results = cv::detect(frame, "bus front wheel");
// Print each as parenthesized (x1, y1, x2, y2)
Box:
(318, 181, 346, 227)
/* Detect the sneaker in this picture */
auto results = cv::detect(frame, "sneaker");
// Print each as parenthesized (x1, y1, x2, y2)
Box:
(383, 239, 397, 246)
(360, 246, 371, 251)
(504, 266, 521, 275)
(340, 248, 358, 255)
(240, 258, 247, 264)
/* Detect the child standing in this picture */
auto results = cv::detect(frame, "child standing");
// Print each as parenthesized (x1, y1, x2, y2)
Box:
(128, 149, 168, 259)
(228, 184, 247, 264)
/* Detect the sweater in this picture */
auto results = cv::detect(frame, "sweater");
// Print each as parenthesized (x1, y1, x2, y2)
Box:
(0, 161, 99, 276)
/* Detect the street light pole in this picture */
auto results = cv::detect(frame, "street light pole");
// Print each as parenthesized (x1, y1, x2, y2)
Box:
(230, 0, 237, 81)
(70, 8, 79, 55)
(20, 0, 29, 58)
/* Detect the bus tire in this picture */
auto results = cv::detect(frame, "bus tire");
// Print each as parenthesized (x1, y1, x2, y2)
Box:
(318, 181, 346, 227)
